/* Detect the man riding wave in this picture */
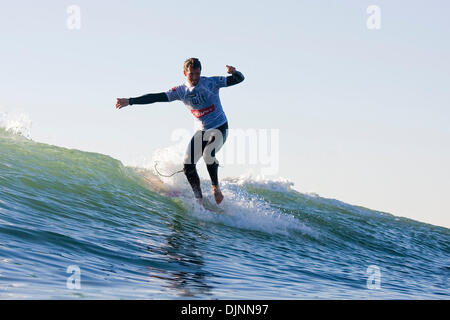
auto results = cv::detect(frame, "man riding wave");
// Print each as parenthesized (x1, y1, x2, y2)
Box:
(116, 58, 244, 206)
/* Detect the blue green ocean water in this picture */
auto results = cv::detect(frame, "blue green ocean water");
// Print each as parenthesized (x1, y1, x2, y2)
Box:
(0, 127, 448, 299)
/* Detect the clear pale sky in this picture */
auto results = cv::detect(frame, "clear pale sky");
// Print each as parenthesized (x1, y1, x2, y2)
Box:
(1, 1, 449, 228)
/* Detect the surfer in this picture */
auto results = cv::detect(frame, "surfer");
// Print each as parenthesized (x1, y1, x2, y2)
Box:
(116, 58, 244, 206)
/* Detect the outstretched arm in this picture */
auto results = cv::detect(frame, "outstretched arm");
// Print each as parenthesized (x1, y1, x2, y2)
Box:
(130, 92, 168, 105)
(226, 65, 245, 87)
(116, 92, 169, 109)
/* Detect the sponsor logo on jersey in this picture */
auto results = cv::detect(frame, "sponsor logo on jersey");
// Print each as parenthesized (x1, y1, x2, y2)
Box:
(191, 104, 215, 118)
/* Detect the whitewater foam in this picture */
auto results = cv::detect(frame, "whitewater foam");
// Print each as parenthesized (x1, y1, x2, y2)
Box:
(0, 111, 33, 139)
(173, 187, 316, 239)
(130, 144, 317, 238)
(222, 174, 295, 193)
(208, 181, 317, 237)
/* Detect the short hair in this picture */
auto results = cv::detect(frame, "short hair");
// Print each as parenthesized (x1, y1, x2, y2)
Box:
(184, 57, 202, 72)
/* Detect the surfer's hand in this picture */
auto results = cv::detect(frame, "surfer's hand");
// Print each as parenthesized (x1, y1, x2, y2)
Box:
(226, 65, 236, 74)
(116, 98, 129, 109)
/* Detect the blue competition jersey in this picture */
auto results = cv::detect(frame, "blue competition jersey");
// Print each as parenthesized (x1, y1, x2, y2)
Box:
(165, 76, 228, 130)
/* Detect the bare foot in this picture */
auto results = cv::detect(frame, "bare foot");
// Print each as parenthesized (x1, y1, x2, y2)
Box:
(212, 185, 224, 204)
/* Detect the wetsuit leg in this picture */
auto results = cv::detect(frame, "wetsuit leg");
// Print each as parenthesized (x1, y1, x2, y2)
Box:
(183, 163, 203, 199)
(206, 162, 220, 186)
(183, 130, 207, 199)
(184, 122, 228, 198)
(203, 122, 228, 187)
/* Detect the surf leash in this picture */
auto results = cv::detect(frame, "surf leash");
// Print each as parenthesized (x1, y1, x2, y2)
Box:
(153, 161, 225, 178)
(154, 162, 184, 178)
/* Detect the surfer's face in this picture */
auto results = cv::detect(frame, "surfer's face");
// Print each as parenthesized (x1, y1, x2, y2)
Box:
(184, 67, 201, 87)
